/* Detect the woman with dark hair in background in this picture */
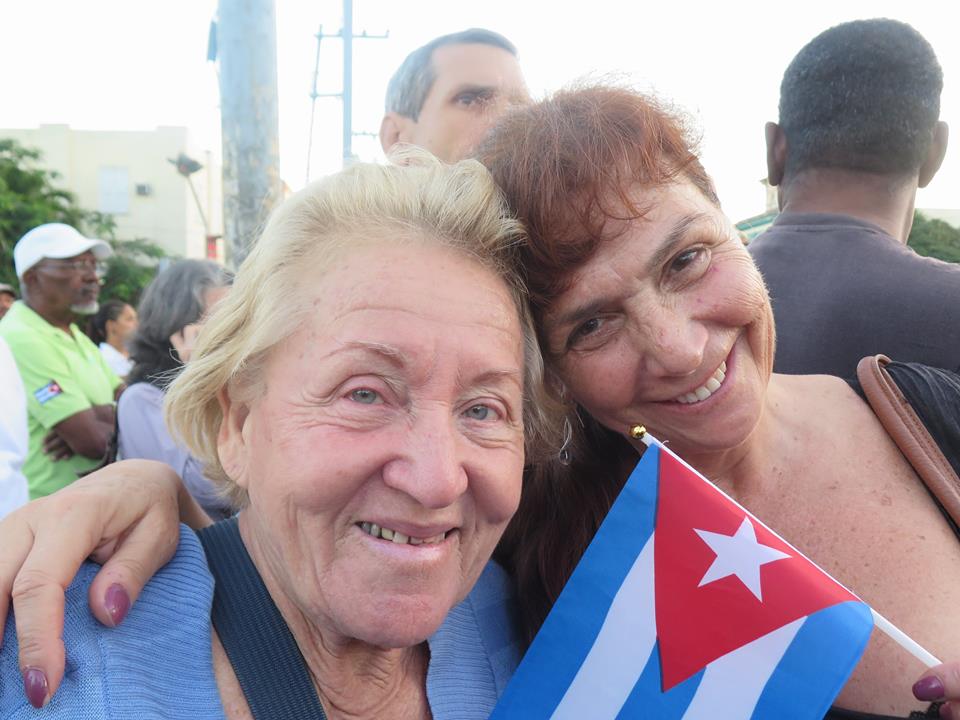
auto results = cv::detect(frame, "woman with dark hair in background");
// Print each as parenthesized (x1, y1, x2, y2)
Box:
(119, 259, 232, 519)
(86, 300, 137, 379)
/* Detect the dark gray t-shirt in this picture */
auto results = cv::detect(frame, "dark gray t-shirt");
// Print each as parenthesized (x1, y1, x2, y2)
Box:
(749, 213, 960, 377)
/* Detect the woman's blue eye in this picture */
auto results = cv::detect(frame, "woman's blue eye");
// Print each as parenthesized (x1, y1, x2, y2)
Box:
(465, 404, 494, 421)
(671, 248, 701, 272)
(350, 388, 379, 404)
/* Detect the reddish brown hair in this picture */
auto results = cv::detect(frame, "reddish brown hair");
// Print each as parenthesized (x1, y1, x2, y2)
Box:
(481, 85, 719, 643)
(478, 84, 718, 322)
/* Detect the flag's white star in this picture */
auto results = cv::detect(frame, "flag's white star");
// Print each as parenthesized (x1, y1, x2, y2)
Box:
(694, 517, 791, 601)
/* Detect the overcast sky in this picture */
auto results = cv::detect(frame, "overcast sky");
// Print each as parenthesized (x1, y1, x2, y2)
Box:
(2, 0, 957, 223)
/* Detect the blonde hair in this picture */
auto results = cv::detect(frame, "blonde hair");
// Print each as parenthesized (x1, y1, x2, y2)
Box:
(165, 152, 559, 508)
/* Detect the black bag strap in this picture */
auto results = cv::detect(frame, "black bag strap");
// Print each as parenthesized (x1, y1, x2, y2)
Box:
(197, 517, 328, 720)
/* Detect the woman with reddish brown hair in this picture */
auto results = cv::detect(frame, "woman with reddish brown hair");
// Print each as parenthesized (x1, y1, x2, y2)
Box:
(483, 86, 726, 641)
(479, 85, 960, 719)
(2, 85, 960, 719)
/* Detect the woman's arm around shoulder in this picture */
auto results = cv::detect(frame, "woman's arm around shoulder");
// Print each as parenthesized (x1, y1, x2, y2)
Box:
(0, 460, 211, 707)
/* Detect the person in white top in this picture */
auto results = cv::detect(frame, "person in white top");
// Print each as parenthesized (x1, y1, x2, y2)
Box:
(87, 300, 137, 379)
(0, 336, 29, 519)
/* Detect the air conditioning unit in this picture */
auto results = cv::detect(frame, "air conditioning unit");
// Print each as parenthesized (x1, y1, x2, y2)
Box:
(135, 184, 153, 197)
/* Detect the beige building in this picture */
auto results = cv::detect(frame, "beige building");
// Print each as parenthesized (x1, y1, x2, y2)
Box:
(2, 124, 223, 260)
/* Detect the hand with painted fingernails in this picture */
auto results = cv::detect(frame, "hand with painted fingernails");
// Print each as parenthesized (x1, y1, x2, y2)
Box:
(0, 459, 209, 707)
(914, 663, 960, 719)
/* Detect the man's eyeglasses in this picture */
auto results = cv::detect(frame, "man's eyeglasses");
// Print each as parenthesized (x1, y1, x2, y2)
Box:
(39, 259, 108, 276)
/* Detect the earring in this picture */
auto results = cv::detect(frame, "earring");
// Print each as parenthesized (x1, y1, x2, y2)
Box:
(558, 416, 573, 466)
(629, 424, 646, 440)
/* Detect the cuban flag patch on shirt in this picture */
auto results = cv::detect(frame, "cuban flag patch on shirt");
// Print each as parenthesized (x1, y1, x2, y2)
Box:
(491, 439, 874, 720)
(33, 380, 63, 405)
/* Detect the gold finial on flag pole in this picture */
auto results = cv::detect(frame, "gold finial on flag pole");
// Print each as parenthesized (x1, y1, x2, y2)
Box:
(629, 425, 646, 440)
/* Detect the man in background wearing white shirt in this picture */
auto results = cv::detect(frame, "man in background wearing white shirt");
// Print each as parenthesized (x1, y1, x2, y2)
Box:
(0, 336, 29, 518)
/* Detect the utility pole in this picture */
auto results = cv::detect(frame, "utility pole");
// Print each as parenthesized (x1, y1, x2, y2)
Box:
(342, 0, 353, 166)
(307, 0, 387, 178)
(217, 0, 282, 268)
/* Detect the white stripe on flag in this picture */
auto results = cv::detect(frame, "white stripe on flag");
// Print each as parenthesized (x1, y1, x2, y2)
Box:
(681, 617, 804, 720)
(551, 535, 657, 720)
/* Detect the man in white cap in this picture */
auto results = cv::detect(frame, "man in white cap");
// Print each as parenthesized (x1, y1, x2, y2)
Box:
(0, 223, 123, 498)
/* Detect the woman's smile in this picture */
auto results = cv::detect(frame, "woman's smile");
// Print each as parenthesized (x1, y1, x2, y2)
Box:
(354, 522, 459, 564)
(357, 521, 452, 546)
(650, 345, 737, 413)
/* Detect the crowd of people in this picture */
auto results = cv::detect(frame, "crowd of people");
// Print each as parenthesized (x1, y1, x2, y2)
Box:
(0, 17, 958, 720)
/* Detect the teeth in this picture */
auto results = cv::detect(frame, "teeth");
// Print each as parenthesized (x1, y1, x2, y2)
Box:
(358, 522, 447, 545)
(673, 361, 727, 405)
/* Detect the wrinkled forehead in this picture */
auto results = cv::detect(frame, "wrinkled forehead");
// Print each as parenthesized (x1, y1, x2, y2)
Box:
(428, 43, 528, 99)
(259, 242, 525, 391)
(291, 239, 523, 340)
(535, 180, 731, 309)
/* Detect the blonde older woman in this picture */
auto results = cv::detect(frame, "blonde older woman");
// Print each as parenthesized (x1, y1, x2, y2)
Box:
(0, 154, 555, 718)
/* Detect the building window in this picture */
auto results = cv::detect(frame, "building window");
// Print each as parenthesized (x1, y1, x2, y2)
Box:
(98, 167, 129, 214)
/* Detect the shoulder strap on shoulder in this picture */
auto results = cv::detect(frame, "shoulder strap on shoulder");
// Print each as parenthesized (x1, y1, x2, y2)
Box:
(197, 517, 327, 720)
(856, 354, 960, 526)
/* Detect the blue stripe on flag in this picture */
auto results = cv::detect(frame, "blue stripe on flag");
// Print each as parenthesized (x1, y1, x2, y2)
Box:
(752, 601, 874, 720)
(490, 447, 663, 719)
(617, 640, 703, 719)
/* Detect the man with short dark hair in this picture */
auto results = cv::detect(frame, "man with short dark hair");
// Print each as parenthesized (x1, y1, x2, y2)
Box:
(379, 28, 529, 162)
(750, 18, 960, 376)
(0, 223, 122, 498)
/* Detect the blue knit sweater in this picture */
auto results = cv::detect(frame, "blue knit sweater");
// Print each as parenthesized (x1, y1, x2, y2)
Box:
(0, 526, 521, 718)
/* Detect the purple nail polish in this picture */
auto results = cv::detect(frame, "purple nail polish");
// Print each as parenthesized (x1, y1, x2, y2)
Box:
(913, 675, 945, 701)
(23, 667, 48, 709)
(104, 583, 131, 627)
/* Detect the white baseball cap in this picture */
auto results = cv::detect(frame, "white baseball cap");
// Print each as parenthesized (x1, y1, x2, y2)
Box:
(14, 223, 113, 279)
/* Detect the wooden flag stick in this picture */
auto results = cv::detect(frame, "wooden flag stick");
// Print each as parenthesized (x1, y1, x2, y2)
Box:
(871, 609, 941, 668)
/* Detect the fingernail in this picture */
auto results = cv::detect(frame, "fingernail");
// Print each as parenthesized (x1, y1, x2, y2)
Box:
(104, 583, 131, 627)
(23, 667, 48, 708)
(913, 675, 945, 701)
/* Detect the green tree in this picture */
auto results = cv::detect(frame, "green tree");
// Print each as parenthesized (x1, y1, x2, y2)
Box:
(100, 237, 168, 307)
(0, 137, 168, 303)
(908, 211, 960, 263)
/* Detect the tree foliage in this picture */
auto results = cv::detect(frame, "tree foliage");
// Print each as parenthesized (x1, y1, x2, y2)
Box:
(100, 237, 168, 307)
(908, 211, 960, 263)
(0, 138, 168, 305)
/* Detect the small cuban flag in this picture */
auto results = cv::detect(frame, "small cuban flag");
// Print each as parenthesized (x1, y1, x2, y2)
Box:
(491, 433, 881, 719)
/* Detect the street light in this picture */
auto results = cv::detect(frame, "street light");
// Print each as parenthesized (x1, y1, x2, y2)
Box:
(168, 153, 221, 259)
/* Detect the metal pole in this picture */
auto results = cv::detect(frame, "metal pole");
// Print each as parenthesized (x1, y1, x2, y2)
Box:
(217, 0, 282, 268)
(306, 25, 323, 184)
(342, 0, 353, 166)
(185, 175, 210, 238)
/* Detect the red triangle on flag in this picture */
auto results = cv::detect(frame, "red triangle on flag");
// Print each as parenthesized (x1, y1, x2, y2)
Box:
(654, 450, 858, 691)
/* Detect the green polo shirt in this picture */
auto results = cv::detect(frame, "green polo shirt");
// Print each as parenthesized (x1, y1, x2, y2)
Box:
(0, 301, 120, 498)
